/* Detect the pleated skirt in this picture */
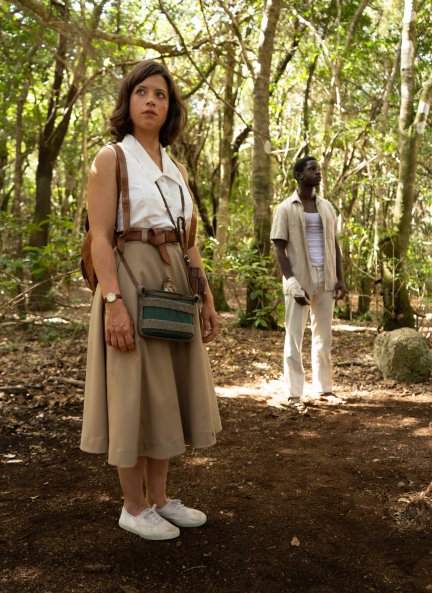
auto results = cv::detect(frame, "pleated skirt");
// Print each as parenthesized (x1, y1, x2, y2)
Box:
(80, 240, 222, 468)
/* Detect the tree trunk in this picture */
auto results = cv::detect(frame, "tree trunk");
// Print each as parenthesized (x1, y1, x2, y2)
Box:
(10, 84, 28, 313)
(321, 0, 370, 195)
(380, 0, 432, 330)
(27, 2, 102, 310)
(212, 45, 235, 311)
(246, 0, 282, 325)
(0, 136, 8, 212)
(27, 17, 69, 310)
(74, 92, 89, 237)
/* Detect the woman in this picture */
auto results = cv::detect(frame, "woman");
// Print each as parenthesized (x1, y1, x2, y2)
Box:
(80, 60, 221, 541)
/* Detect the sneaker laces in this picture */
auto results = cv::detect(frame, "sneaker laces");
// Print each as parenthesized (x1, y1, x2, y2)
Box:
(141, 504, 162, 524)
(165, 498, 183, 509)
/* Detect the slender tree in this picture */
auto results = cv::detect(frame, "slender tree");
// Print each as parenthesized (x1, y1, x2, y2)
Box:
(380, 0, 432, 329)
(246, 0, 283, 324)
(211, 44, 236, 311)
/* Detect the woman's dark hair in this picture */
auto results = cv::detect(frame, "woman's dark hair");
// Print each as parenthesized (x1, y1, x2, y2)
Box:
(109, 60, 187, 147)
(293, 156, 317, 177)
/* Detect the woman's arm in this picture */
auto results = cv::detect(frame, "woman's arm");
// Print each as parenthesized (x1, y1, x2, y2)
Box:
(87, 147, 135, 352)
(187, 245, 218, 343)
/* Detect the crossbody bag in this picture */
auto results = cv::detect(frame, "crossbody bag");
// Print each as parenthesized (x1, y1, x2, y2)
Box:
(119, 180, 200, 342)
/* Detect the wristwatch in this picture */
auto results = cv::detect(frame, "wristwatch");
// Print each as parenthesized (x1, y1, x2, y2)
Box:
(103, 293, 122, 304)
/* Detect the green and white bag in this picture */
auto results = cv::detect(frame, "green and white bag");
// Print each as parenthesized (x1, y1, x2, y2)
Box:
(137, 287, 198, 341)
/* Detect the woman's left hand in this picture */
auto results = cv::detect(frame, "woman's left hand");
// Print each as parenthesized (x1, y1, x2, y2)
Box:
(201, 303, 219, 343)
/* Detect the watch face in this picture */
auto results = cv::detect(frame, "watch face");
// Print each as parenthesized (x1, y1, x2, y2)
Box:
(106, 293, 116, 303)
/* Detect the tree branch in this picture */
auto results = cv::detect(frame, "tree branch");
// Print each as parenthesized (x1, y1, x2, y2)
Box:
(14, 0, 177, 53)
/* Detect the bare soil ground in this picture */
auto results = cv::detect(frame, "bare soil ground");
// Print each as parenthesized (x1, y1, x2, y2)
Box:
(1, 292, 432, 593)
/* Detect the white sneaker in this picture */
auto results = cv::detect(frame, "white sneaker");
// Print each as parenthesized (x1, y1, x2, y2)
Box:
(157, 499, 207, 528)
(118, 505, 180, 540)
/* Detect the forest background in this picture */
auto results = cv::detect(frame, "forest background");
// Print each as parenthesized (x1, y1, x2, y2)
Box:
(2, 2, 432, 592)
(0, 0, 431, 329)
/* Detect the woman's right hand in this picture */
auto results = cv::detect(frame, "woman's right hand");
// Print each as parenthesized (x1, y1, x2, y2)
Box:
(104, 301, 135, 352)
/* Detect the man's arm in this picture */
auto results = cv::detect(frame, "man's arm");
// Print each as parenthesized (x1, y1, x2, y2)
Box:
(334, 237, 348, 300)
(273, 239, 294, 279)
(273, 239, 310, 306)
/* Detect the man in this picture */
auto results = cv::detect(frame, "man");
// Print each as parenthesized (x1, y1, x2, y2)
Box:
(270, 156, 347, 411)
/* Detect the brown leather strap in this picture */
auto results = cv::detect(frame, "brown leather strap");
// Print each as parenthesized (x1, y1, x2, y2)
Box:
(112, 149, 195, 294)
(172, 160, 197, 249)
(155, 181, 196, 293)
(154, 181, 190, 265)
(118, 251, 139, 290)
(111, 143, 129, 253)
(115, 228, 181, 265)
(118, 228, 178, 244)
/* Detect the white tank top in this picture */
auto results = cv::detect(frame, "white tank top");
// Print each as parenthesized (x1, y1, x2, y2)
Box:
(107, 134, 193, 231)
(304, 212, 324, 266)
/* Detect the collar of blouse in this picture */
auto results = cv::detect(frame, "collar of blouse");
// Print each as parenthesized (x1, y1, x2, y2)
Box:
(122, 134, 184, 187)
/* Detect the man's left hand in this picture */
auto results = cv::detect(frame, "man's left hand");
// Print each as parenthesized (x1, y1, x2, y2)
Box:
(334, 281, 348, 301)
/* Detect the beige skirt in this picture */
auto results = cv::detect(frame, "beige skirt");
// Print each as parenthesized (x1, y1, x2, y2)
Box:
(80, 240, 222, 467)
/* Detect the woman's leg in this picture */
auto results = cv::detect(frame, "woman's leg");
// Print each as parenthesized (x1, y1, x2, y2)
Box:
(118, 457, 180, 539)
(145, 457, 206, 528)
(144, 457, 170, 508)
(117, 457, 147, 516)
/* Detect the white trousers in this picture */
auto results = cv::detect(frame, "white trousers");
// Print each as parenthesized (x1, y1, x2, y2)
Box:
(283, 266, 334, 399)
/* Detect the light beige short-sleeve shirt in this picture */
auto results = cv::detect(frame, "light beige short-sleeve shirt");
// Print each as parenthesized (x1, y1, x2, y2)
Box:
(270, 189, 338, 294)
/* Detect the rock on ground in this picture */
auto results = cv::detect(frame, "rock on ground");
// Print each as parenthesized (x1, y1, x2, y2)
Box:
(373, 327, 432, 382)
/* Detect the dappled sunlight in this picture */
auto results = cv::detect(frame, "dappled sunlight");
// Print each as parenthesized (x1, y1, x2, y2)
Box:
(1, 312, 432, 593)
(413, 427, 432, 440)
(216, 376, 288, 407)
(332, 323, 377, 333)
(183, 456, 218, 466)
(12, 566, 44, 583)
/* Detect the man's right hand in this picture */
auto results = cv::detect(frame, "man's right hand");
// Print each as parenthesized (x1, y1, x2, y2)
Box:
(294, 291, 310, 306)
(286, 277, 310, 306)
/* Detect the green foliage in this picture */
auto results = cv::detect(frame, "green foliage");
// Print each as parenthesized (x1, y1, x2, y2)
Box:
(226, 239, 284, 328)
(0, 212, 82, 308)
(0, 0, 431, 322)
(37, 320, 87, 343)
(24, 215, 80, 277)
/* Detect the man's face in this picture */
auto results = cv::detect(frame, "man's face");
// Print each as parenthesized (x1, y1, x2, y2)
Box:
(299, 160, 322, 187)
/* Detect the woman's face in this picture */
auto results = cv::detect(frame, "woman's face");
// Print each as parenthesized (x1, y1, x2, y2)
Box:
(129, 74, 169, 137)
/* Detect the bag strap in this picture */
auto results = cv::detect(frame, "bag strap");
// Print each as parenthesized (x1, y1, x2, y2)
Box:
(110, 143, 130, 253)
(154, 182, 187, 256)
(118, 250, 140, 290)
(155, 181, 197, 295)
(172, 160, 197, 249)
(115, 150, 196, 295)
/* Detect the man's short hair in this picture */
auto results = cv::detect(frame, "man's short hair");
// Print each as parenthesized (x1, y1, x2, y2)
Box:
(293, 156, 317, 177)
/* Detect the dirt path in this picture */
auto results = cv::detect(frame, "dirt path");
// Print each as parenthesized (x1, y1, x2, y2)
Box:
(1, 311, 432, 593)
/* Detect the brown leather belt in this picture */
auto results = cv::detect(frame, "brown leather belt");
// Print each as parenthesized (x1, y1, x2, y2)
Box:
(116, 228, 181, 265)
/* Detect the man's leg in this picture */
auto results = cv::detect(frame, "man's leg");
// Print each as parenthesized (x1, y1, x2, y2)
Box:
(284, 293, 309, 400)
(309, 285, 334, 395)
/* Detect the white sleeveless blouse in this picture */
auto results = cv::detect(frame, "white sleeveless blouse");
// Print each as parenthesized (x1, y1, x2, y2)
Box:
(108, 134, 194, 232)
